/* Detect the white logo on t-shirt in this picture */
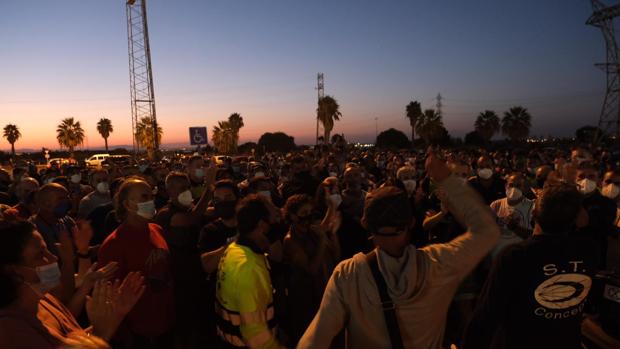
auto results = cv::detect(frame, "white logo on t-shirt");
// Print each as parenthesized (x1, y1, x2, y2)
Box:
(534, 273, 592, 309)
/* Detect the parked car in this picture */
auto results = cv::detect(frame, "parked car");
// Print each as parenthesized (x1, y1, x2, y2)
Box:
(47, 158, 77, 169)
(85, 154, 110, 168)
(101, 155, 132, 167)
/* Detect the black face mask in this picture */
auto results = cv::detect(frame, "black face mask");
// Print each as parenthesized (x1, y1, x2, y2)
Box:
(215, 200, 237, 219)
(535, 177, 546, 189)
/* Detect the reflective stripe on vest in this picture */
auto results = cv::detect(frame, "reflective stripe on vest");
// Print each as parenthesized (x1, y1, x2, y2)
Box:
(216, 327, 245, 347)
(216, 300, 277, 347)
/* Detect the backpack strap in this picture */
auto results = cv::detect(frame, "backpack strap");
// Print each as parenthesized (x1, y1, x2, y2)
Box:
(366, 249, 405, 349)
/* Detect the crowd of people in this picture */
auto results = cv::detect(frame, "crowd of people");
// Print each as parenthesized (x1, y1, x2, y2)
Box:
(0, 144, 618, 349)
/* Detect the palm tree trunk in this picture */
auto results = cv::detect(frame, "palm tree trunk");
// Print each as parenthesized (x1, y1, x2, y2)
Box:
(11, 143, 15, 157)
(324, 129, 330, 145)
(411, 125, 415, 148)
(104, 138, 109, 152)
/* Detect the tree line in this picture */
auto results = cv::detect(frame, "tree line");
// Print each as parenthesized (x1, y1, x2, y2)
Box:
(2, 95, 600, 157)
(2, 116, 161, 158)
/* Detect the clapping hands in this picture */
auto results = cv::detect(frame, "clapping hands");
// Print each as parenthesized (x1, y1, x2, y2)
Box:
(80, 262, 119, 290)
(86, 272, 145, 341)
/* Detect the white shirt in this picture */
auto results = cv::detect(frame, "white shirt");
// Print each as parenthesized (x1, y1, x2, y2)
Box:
(490, 197, 535, 258)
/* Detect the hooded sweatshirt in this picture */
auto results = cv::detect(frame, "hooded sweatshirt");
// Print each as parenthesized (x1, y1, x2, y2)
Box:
(298, 175, 500, 349)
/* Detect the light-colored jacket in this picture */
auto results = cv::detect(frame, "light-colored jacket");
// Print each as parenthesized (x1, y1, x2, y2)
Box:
(298, 175, 500, 349)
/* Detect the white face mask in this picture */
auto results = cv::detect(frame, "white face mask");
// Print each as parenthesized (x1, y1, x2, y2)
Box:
(33, 262, 61, 292)
(577, 178, 597, 195)
(96, 182, 109, 194)
(136, 200, 156, 219)
(329, 172, 338, 178)
(254, 171, 265, 178)
(70, 174, 81, 184)
(602, 183, 620, 199)
(177, 190, 193, 207)
(139, 165, 148, 173)
(477, 168, 493, 180)
(194, 168, 204, 179)
(506, 187, 522, 201)
(329, 193, 342, 207)
(403, 179, 416, 194)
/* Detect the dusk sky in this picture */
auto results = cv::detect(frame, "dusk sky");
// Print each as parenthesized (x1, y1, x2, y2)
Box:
(0, 0, 605, 151)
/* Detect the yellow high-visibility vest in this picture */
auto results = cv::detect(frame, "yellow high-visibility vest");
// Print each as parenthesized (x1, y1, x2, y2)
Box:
(215, 242, 282, 349)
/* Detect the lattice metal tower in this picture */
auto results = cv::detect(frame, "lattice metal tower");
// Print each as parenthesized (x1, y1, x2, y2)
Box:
(316, 73, 325, 145)
(587, 0, 620, 139)
(126, 0, 159, 154)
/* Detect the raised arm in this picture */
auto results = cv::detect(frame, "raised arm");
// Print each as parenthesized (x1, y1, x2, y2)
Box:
(422, 152, 500, 280)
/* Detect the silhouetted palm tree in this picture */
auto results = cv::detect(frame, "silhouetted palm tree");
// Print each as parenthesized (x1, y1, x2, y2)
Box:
(317, 95, 342, 144)
(3, 124, 21, 157)
(501, 106, 532, 142)
(56, 117, 85, 157)
(96, 118, 113, 152)
(474, 110, 500, 142)
(135, 116, 163, 159)
(416, 109, 444, 145)
(405, 101, 422, 145)
(227, 113, 244, 153)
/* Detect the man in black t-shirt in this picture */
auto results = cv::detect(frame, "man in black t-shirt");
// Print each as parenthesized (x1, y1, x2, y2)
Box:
(463, 182, 599, 349)
(198, 180, 239, 257)
(576, 164, 617, 269)
(196, 180, 240, 345)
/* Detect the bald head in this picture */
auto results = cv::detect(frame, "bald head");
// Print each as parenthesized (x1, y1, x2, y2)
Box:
(35, 183, 69, 214)
(16, 177, 39, 203)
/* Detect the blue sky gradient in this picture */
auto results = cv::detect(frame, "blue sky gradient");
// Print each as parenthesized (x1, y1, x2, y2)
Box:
(0, 0, 606, 149)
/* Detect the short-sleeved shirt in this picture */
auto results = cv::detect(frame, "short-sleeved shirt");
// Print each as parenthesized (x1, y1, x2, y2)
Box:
(463, 234, 599, 349)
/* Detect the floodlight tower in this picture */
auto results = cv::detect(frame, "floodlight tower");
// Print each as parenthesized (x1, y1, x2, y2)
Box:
(587, 0, 620, 140)
(126, 0, 159, 154)
(316, 73, 324, 145)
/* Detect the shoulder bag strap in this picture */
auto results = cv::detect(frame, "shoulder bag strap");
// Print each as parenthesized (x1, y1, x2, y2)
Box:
(366, 250, 405, 349)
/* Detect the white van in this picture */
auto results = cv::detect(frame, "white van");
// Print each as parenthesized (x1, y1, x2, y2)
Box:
(86, 154, 110, 168)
